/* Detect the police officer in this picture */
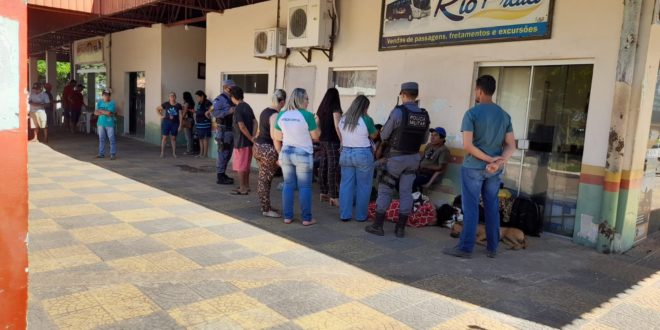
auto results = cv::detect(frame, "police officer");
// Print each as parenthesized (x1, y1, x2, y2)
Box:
(213, 80, 236, 185)
(366, 82, 430, 238)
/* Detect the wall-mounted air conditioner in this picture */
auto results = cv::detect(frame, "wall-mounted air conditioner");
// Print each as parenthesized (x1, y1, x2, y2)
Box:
(287, 0, 333, 49)
(254, 28, 287, 58)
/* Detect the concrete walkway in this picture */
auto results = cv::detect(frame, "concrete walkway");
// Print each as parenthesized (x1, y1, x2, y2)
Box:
(27, 132, 660, 329)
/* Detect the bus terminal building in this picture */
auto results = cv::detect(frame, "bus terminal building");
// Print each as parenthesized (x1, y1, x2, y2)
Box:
(26, 0, 660, 254)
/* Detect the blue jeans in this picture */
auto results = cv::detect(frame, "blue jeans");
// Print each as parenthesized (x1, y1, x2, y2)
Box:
(279, 146, 313, 221)
(98, 126, 116, 156)
(339, 147, 374, 221)
(458, 167, 502, 253)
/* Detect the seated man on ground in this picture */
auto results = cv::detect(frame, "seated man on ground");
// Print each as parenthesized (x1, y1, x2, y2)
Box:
(414, 127, 450, 192)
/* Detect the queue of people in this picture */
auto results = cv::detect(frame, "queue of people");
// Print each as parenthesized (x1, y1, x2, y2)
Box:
(40, 74, 511, 257)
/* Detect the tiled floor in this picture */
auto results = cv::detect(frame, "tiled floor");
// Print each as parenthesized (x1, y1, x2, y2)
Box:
(27, 134, 660, 329)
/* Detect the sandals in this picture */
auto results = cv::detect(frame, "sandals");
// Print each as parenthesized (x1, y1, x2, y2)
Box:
(319, 194, 330, 202)
(329, 198, 339, 207)
(283, 219, 294, 224)
(230, 190, 249, 195)
(302, 219, 317, 226)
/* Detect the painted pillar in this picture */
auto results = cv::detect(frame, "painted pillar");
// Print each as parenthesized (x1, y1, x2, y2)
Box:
(28, 56, 38, 85)
(0, 0, 28, 328)
(87, 72, 95, 109)
(46, 50, 58, 92)
(597, 0, 643, 253)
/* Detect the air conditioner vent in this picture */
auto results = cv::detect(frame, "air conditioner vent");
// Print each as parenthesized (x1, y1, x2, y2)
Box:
(254, 31, 269, 54)
(290, 7, 307, 38)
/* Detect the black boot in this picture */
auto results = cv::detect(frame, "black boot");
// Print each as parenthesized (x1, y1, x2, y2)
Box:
(365, 212, 385, 236)
(216, 173, 234, 185)
(395, 214, 408, 238)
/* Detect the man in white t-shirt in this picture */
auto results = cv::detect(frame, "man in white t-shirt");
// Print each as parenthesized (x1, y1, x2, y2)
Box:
(28, 82, 51, 143)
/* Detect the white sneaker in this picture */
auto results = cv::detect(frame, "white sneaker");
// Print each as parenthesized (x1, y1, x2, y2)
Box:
(262, 210, 281, 218)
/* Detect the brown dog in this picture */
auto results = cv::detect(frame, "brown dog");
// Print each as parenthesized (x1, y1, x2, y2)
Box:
(450, 222, 528, 250)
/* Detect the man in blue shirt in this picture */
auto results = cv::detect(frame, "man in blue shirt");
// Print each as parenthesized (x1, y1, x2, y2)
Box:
(444, 75, 516, 259)
(213, 80, 236, 185)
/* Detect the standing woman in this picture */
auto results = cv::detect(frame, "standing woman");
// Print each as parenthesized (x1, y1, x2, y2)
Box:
(194, 90, 213, 158)
(254, 89, 286, 218)
(181, 91, 196, 155)
(338, 95, 378, 222)
(316, 88, 342, 206)
(95, 89, 117, 160)
(272, 88, 321, 226)
(156, 92, 183, 158)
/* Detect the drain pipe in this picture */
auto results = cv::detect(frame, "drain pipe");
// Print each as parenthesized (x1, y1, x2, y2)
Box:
(274, 0, 281, 90)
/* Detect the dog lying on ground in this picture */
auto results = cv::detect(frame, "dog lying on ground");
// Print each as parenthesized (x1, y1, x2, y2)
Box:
(450, 222, 528, 250)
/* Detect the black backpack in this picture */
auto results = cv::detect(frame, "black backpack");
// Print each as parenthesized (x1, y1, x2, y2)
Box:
(509, 197, 542, 237)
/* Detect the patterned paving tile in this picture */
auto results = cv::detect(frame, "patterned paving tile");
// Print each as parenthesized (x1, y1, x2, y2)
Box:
(233, 234, 303, 256)
(433, 310, 519, 330)
(177, 242, 254, 267)
(227, 305, 289, 329)
(70, 223, 145, 244)
(30, 245, 102, 273)
(82, 192, 136, 204)
(96, 311, 184, 330)
(207, 223, 270, 240)
(111, 207, 175, 223)
(180, 211, 240, 227)
(28, 230, 79, 251)
(131, 217, 196, 235)
(50, 306, 115, 330)
(29, 219, 62, 234)
(55, 213, 122, 230)
(137, 283, 205, 310)
(186, 280, 240, 299)
(40, 204, 106, 219)
(87, 237, 169, 261)
(266, 287, 352, 319)
(151, 228, 224, 249)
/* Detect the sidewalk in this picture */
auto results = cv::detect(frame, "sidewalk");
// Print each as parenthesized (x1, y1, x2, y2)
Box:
(27, 132, 660, 329)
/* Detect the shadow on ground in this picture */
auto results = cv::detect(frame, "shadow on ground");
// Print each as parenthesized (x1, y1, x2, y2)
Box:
(40, 131, 660, 328)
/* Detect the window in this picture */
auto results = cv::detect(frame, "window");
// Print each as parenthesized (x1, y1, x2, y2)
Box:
(224, 73, 269, 94)
(331, 68, 377, 96)
(478, 64, 594, 237)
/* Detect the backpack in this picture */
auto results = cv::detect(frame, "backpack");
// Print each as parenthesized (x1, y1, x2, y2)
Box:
(509, 197, 542, 237)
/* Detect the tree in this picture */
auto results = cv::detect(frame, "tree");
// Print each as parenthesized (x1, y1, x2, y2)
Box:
(36, 60, 71, 96)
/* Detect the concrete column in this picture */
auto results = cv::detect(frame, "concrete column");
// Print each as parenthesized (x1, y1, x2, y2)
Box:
(45, 50, 58, 92)
(596, 0, 643, 253)
(28, 56, 39, 86)
(87, 73, 95, 109)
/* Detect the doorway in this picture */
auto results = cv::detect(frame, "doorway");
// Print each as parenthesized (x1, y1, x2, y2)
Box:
(128, 72, 145, 138)
(478, 64, 594, 236)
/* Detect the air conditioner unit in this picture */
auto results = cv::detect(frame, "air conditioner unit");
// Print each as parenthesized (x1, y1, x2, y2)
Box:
(254, 28, 287, 58)
(287, 0, 333, 49)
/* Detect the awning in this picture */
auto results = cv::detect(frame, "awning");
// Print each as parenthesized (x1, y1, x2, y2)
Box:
(28, 0, 268, 58)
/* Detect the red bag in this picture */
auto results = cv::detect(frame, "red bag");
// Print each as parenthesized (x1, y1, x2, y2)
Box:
(368, 200, 436, 228)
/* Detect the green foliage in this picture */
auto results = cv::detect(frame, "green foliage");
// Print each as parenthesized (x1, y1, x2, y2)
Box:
(36, 60, 71, 95)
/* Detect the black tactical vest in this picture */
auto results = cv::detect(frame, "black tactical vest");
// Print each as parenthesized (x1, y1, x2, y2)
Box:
(391, 105, 430, 154)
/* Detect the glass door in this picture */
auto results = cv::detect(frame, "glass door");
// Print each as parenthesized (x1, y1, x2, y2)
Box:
(478, 64, 594, 236)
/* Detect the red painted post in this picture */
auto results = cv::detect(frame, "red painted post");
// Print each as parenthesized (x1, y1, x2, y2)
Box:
(0, 0, 28, 328)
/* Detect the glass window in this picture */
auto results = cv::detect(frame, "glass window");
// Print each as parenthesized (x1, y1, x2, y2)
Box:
(224, 73, 269, 94)
(478, 64, 594, 237)
(332, 68, 377, 96)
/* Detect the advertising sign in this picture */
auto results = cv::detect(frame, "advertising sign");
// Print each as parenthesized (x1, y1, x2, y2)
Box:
(379, 0, 554, 50)
(74, 37, 104, 64)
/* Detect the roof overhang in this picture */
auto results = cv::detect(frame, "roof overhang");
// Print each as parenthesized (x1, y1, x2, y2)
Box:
(28, 0, 269, 58)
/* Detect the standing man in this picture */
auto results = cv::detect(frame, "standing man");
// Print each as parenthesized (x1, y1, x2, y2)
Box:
(95, 89, 117, 160)
(43, 83, 54, 126)
(213, 80, 236, 185)
(413, 126, 450, 192)
(61, 80, 76, 130)
(443, 75, 516, 259)
(230, 86, 258, 195)
(28, 82, 50, 143)
(157, 92, 183, 158)
(365, 82, 430, 238)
